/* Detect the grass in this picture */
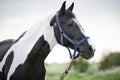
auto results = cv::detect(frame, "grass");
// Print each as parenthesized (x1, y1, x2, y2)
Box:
(46, 63, 120, 80)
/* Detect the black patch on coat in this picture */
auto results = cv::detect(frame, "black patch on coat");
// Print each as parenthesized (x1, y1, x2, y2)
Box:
(0, 72, 3, 80)
(10, 35, 50, 80)
(0, 39, 14, 62)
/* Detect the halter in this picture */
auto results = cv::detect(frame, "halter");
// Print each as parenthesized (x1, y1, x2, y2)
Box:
(55, 13, 89, 59)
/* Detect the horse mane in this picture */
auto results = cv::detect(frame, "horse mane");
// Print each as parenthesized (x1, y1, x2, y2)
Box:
(0, 39, 15, 47)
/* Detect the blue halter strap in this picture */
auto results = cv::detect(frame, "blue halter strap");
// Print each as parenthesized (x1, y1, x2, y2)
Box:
(55, 13, 89, 59)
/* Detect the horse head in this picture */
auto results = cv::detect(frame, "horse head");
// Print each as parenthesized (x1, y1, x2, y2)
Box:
(50, 1, 95, 59)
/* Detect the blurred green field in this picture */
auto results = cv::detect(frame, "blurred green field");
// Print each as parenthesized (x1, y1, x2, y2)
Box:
(46, 63, 120, 80)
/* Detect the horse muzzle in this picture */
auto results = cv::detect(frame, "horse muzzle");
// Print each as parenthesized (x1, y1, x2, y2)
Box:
(78, 45, 95, 59)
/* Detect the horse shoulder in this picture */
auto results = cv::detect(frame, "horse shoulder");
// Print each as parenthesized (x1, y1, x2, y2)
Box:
(0, 39, 14, 80)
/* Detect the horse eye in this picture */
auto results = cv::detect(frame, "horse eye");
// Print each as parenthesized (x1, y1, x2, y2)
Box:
(68, 24, 73, 26)
(61, 22, 66, 24)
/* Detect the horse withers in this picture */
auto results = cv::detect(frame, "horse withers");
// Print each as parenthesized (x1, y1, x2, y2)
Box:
(0, 1, 95, 80)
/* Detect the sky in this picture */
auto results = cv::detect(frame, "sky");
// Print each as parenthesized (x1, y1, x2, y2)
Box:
(0, 0, 120, 63)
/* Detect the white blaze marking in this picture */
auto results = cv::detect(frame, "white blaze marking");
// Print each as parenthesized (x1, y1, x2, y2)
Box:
(0, 14, 57, 80)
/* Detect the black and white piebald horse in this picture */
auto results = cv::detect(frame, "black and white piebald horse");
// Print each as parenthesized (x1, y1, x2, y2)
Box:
(0, 1, 95, 80)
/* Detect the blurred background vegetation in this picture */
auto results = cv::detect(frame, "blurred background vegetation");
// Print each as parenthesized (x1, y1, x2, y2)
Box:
(46, 51, 120, 80)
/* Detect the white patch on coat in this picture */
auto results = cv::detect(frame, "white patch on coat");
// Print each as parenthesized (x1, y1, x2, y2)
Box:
(0, 14, 57, 80)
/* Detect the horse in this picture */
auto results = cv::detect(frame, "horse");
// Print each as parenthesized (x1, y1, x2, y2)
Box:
(0, 1, 95, 80)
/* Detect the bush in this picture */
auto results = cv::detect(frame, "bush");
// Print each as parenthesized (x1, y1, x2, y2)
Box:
(99, 52, 120, 70)
(73, 58, 89, 72)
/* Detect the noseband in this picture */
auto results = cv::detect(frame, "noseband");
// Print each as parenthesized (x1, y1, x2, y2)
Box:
(55, 13, 89, 59)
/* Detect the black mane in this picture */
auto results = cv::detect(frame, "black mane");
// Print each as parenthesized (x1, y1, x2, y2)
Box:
(0, 39, 14, 47)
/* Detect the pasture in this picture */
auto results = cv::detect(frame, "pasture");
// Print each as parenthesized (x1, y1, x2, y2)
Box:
(46, 63, 120, 80)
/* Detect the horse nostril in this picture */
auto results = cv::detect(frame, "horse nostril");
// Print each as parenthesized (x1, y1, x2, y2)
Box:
(89, 46, 93, 52)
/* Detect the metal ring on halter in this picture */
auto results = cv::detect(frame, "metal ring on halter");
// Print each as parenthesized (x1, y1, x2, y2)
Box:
(55, 13, 89, 59)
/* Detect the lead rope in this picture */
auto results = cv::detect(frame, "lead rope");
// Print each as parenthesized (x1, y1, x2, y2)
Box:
(60, 59, 75, 80)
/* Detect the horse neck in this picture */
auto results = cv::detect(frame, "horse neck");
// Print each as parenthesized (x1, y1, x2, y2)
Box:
(0, 15, 58, 80)
(26, 14, 58, 50)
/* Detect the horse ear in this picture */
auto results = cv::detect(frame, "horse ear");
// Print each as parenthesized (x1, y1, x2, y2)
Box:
(67, 2, 74, 11)
(60, 1, 66, 12)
